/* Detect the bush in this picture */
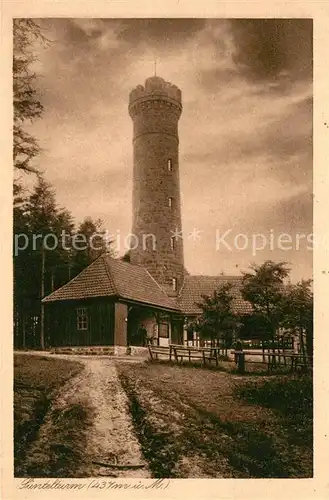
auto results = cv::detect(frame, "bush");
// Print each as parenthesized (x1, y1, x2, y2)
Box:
(235, 375, 313, 421)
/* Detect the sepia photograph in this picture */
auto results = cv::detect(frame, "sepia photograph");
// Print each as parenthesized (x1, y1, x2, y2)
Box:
(13, 18, 313, 481)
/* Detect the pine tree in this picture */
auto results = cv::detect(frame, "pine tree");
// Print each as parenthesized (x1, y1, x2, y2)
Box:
(13, 19, 47, 174)
(14, 176, 75, 348)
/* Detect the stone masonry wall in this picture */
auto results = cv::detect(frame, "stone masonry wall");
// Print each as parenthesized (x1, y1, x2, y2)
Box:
(129, 77, 185, 292)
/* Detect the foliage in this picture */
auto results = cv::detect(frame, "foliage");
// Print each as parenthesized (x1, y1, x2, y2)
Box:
(239, 312, 270, 340)
(14, 176, 73, 347)
(13, 19, 48, 175)
(13, 176, 114, 348)
(73, 217, 110, 275)
(281, 280, 313, 357)
(121, 251, 131, 262)
(240, 261, 290, 341)
(235, 375, 312, 420)
(192, 283, 240, 347)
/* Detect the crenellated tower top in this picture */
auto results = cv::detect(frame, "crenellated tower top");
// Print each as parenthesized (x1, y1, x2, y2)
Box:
(129, 76, 182, 118)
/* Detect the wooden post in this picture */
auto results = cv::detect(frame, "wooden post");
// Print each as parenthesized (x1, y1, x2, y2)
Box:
(214, 348, 219, 367)
(22, 314, 26, 350)
(237, 351, 245, 374)
(267, 354, 273, 373)
(40, 244, 45, 350)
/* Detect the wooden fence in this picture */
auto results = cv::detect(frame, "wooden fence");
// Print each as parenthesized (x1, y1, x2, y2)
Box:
(148, 343, 310, 374)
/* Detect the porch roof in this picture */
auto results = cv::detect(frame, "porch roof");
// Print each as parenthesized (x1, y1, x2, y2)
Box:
(42, 254, 180, 312)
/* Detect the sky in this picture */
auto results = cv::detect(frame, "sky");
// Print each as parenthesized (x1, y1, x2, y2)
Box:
(26, 18, 313, 282)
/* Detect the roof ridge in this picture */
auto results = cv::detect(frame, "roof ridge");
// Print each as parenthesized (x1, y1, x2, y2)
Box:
(177, 274, 187, 299)
(103, 253, 119, 295)
(143, 268, 178, 306)
(187, 274, 242, 279)
(42, 254, 105, 303)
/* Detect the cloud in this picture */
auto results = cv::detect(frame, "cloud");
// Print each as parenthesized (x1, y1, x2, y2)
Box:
(229, 19, 313, 82)
(25, 18, 312, 281)
(115, 18, 206, 47)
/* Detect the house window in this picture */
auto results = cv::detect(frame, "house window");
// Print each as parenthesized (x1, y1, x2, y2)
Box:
(159, 323, 169, 338)
(77, 307, 88, 330)
(172, 278, 177, 291)
(167, 159, 173, 171)
(168, 197, 173, 208)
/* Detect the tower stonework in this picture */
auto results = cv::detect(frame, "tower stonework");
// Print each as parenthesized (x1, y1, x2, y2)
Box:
(129, 76, 185, 294)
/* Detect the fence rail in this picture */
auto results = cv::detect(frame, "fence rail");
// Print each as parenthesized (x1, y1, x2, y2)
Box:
(148, 342, 311, 374)
(183, 338, 295, 350)
(233, 350, 310, 373)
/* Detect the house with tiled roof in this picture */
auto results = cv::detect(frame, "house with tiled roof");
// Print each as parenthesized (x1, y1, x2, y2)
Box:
(42, 255, 250, 350)
(43, 254, 182, 349)
(42, 76, 251, 352)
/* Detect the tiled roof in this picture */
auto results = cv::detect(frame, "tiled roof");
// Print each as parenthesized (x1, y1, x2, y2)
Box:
(42, 254, 179, 311)
(177, 275, 252, 316)
(42, 255, 115, 302)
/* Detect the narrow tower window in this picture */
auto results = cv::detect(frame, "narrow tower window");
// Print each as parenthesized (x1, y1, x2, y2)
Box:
(167, 159, 173, 171)
(168, 197, 173, 208)
(170, 237, 175, 251)
(172, 278, 177, 291)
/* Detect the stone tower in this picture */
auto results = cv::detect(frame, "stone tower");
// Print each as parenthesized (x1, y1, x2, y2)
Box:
(128, 76, 185, 295)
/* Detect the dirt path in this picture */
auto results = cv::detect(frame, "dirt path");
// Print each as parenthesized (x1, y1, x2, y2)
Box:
(81, 358, 151, 478)
(19, 353, 151, 478)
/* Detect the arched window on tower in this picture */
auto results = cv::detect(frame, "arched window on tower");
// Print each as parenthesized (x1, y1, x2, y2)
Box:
(168, 197, 173, 208)
(172, 278, 177, 291)
(167, 159, 173, 171)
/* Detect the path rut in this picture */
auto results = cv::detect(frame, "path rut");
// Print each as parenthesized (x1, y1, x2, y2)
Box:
(81, 358, 150, 477)
(20, 353, 151, 478)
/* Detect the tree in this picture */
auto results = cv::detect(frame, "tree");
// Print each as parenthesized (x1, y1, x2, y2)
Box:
(13, 173, 118, 350)
(13, 19, 47, 175)
(193, 283, 240, 352)
(72, 217, 110, 276)
(13, 20, 48, 345)
(282, 279, 313, 359)
(14, 176, 57, 349)
(121, 251, 131, 262)
(240, 261, 290, 345)
(14, 176, 75, 349)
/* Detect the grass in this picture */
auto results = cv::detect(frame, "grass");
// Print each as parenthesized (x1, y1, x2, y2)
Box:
(235, 375, 313, 447)
(117, 361, 313, 478)
(119, 374, 181, 477)
(14, 354, 87, 477)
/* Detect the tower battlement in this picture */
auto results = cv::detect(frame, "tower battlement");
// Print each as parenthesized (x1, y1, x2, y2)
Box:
(129, 76, 182, 115)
